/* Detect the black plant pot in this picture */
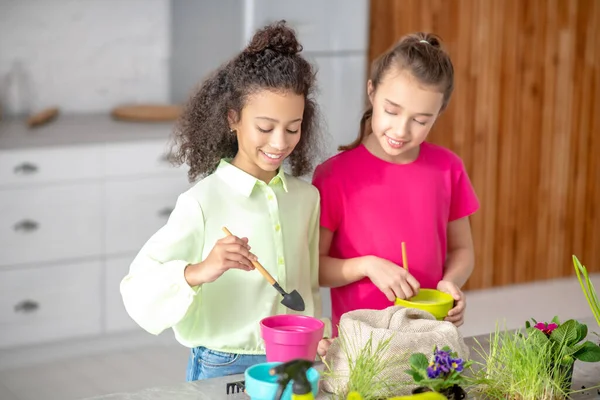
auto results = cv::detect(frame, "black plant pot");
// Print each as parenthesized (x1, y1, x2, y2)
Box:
(412, 385, 467, 400)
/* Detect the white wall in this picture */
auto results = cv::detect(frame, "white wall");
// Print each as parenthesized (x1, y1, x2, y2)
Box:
(0, 0, 170, 115)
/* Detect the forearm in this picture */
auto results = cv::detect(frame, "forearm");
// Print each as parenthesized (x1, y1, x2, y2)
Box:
(442, 248, 474, 288)
(319, 255, 370, 288)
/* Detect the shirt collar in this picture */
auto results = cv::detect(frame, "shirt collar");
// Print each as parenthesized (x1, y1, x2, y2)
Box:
(215, 159, 289, 197)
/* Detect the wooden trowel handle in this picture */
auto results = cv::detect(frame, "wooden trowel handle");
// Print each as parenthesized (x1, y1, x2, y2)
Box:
(250, 260, 276, 285)
(221, 227, 276, 285)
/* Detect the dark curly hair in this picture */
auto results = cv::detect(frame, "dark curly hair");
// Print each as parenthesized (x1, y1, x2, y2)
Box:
(171, 20, 323, 182)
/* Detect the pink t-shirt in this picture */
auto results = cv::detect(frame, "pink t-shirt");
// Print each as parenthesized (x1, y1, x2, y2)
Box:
(312, 142, 480, 336)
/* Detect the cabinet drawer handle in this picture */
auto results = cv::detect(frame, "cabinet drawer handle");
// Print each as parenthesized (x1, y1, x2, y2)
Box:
(14, 300, 39, 313)
(14, 219, 39, 233)
(14, 162, 39, 175)
(158, 207, 174, 218)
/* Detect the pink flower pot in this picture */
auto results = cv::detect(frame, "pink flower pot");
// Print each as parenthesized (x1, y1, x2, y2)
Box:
(260, 315, 324, 362)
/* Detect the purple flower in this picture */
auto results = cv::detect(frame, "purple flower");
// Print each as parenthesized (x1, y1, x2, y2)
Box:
(426, 347, 465, 379)
(427, 363, 441, 379)
(451, 358, 464, 372)
(434, 349, 451, 364)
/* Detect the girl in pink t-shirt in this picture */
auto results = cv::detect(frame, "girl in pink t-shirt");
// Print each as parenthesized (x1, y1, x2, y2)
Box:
(313, 32, 480, 336)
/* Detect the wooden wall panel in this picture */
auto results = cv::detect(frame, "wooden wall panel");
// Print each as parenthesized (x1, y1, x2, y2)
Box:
(368, 0, 600, 289)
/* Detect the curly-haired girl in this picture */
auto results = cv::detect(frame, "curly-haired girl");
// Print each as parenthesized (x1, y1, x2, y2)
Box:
(120, 21, 330, 381)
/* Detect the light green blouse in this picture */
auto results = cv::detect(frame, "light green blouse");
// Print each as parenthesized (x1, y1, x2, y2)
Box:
(120, 159, 330, 354)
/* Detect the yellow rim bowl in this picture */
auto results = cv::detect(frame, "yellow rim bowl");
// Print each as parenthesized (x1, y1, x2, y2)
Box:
(394, 289, 454, 320)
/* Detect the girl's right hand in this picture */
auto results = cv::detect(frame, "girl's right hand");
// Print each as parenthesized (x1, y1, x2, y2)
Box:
(185, 235, 257, 286)
(362, 256, 420, 302)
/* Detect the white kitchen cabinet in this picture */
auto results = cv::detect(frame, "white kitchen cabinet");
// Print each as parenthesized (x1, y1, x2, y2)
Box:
(0, 115, 190, 350)
(0, 260, 103, 349)
(0, 183, 103, 267)
(0, 145, 103, 186)
(104, 175, 190, 255)
(104, 140, 182, 178)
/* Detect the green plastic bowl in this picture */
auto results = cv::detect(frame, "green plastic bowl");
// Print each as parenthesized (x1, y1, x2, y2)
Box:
(394, 289, 454, 320)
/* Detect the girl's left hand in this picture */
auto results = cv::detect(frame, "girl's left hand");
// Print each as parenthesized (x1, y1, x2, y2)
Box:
(437, 280, 466, 327)
(317, 338, 334, 358)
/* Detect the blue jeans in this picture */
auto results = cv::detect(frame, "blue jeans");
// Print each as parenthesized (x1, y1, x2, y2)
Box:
(186, 346, 267, 381)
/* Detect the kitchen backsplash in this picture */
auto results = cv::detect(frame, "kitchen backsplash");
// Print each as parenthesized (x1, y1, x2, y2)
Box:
(0, 0, 170, 115)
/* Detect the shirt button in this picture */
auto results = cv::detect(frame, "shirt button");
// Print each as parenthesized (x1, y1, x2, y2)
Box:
(278, 257, 284, 265)
(268, 194, 274, 201)
(275, 224, 280, 231)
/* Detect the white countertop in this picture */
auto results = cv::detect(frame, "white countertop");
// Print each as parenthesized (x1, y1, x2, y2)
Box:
(0, 114, 175, 151)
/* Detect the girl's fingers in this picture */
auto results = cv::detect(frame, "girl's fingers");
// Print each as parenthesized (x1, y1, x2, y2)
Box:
(224, 243, 256, 261)
(448, 299, 466, 316)
(220, 235, 251, 249)
(406, 274, 421, 293)
(392, 283, 407, 301)
(447, 285, 462, 300)
(445, 312, 462, 321)
(224, 252, 254, 269)
(383, 287, 397, 302)
(400, 281, 414, 299)
(455, 299, 466, 313)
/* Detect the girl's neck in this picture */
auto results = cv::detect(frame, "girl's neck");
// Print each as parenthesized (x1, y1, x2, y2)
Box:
(231, 154, 277, 183)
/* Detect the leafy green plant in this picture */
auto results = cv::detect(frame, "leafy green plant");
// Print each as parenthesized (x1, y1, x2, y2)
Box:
(405, 346, 472, 393)
(525, 316, 600, 365)
(573, 255, 600, 327)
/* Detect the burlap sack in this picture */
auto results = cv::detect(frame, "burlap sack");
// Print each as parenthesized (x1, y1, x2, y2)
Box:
(321, 306, 470, 397)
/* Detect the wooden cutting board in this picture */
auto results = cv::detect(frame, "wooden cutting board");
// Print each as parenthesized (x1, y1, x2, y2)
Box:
(27, 107, 60, 128)
(111, 104, 182, 122)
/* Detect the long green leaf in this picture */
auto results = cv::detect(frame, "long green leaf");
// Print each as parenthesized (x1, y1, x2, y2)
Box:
(573, 255, 600, 326)
(581, 262, 600, 315)
(576, 256, 600, 317)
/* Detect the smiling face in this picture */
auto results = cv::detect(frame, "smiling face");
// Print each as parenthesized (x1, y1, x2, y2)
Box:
(229, 89, 304, 182)
(365, 69, 444, 163)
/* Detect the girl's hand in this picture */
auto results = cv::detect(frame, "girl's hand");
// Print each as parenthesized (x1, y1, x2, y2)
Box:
(362, 256, 420, 301)
(437, 280, 466, 326)
(185, 235, 257, 286)
(317, 338, 334, 358)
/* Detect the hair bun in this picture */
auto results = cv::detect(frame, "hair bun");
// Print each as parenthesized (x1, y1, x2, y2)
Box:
(413, 32, 443, 49)
(425, 34, 442, 49)
(245, 20, 303, 56)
